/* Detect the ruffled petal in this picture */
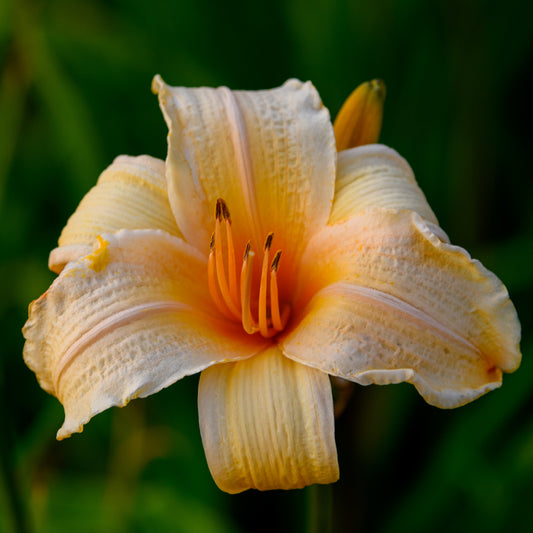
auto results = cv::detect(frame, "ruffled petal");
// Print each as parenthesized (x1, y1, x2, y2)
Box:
(283, 282, 504, 408)
(24, 229, 266, 439)
(198, 346, 339, 493)
(49, 155, 181, 273)
(329, 145, 442, 235)
(283, 208, 521, 406)
(152, 76, 336, 267)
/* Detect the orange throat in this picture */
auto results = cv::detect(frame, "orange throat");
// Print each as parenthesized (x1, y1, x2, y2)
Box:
(207, 199, 291, 338)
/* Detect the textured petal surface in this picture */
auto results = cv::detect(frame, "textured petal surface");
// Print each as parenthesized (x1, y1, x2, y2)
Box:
(24, 230, 266, 439)
(283, 282, 503, 407)
(283, 208, 521, 406)
(153, 76, 336, 270)
(49, 155, 180, 273)
(198, 346, 339, 493)
(329, 145, 441, 231)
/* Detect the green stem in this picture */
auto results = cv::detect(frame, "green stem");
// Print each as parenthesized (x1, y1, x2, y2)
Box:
(306, 484, 333, 533)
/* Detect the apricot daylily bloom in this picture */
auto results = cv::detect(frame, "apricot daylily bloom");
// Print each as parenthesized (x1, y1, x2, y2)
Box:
(23, 77, 521, 494)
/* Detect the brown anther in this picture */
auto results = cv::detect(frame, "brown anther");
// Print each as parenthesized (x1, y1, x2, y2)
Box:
(264, 232, 274, 251)
(271, 250, 282, 272)
(221, 201, 231, 222)
(208, 200, 290, 337)
(243, 241, 251, 260)
(215, 198, 223, 220)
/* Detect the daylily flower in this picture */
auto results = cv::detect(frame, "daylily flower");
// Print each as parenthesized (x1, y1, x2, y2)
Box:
(23, 76, 521, 494)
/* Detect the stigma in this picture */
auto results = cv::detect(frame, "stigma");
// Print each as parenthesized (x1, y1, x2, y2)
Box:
(208, 199, 290, 338)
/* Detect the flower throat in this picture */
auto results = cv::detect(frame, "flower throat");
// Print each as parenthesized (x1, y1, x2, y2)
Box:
(208, 199, 290, 338)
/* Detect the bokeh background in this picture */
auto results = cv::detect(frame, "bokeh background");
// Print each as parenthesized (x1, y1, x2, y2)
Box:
(1, 0, 532, 531)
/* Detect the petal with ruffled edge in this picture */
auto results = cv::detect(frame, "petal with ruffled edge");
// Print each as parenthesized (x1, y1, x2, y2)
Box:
(282, 208, 521, 407)
(24, 229, 267, 440)
(152, 76, 336, 272)
(198, 345, 338, 493)
(330, 145, 447, 240)
(49, 155, 181, 273)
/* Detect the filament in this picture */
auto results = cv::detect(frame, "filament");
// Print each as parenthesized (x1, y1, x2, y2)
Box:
(208, 200, 290, 338)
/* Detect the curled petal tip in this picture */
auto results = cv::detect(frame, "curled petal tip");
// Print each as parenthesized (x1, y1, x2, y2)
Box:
(151, 74, 164, 95)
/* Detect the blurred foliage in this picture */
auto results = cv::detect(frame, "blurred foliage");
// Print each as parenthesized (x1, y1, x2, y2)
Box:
(1, 0, 532, 531)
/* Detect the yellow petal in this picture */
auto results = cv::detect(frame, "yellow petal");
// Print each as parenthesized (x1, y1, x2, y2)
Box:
(24, 229, 266, 440)
(329, 144, 442, 231)
(333, 79, 385, 151)
(49, 155, 181, 273)
(283, 209, 520, 405)
(198, 346, 339, 493)
(152, 76, 336, 267)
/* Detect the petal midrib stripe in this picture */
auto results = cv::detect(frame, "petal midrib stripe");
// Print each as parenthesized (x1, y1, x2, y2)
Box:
(321, 281, 481, 355)
(53, 301, 192, 392)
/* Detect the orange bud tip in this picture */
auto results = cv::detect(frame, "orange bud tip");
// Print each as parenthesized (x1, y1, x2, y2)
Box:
(334, 79, 386, 151)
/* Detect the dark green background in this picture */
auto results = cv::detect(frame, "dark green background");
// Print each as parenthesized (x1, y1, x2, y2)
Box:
(1, 0, 532, 531)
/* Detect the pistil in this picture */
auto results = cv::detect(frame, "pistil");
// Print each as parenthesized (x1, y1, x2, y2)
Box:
(258, 233, 273, 337)
(270, 251, 290, 331)
(240, 242, 257, 334)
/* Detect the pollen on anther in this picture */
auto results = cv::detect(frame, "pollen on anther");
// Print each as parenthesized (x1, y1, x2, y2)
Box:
(244, 241, 251, 260)
(264, 232, 274, 251)
(271, 250, 282, 272)
(215, 198, 223, 220)
(208, 200, 290, 338)
(222, 201, 231, 222)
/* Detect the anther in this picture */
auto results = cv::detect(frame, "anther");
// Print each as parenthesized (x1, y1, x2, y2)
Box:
(221, 200, 231, 221)
(243, 241, 251, 260)
(208, 201, 290, 338)
(271, 250, 282, 272)
(264, 232, 273, 251)
(215, 198, 223, 220)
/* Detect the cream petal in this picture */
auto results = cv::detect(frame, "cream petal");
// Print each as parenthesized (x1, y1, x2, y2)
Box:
(198, 346, 339, 493)
(23, 229, 267, 439)
(284, 208, 520, 404)
(153, 76, 336, 267)
(329, 145, 442, 231)
(282, 282, 503, 408)
(49, 155, 181, 273)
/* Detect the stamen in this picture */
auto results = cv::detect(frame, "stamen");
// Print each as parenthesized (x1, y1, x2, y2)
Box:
(240, 243, 257, 334)
(258, 233, 273, 337)
(208, 201, 290, 338)
(214, 201, 240, 318)
(208, 236, 234, 320)
(270, 251, 284, 331)
(264, 232, 273, 252)
(271, 250, 282, 272)
(215, 198, 223, 220)
(221, 201, 238, 304)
